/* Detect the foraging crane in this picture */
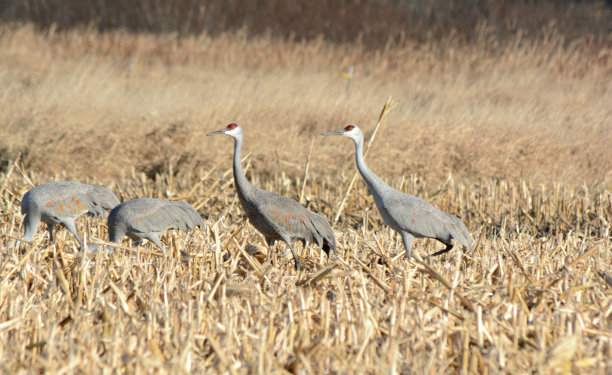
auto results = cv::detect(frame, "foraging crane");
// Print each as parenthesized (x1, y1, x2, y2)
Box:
(107, 198, 205, 254)
(322, 125, 472, 259)
(20, 181, 119, 250)
(207, 123, 336, 271)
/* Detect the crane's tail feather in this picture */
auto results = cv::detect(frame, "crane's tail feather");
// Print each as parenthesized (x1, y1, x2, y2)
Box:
(446, 213, 472, 252)
(305, 212, 337, 256)
(87, 185, 120, 217)
(167, 201, 206, 232)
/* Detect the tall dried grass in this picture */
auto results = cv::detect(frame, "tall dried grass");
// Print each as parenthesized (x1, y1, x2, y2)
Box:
(0, 24, 610, 188)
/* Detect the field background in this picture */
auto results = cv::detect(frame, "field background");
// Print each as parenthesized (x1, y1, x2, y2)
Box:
(0, 1, 611, 373)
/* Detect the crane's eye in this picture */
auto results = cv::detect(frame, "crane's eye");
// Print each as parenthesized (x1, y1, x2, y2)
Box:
(344, 125, 355, 131)
(227, 123, 238, 130)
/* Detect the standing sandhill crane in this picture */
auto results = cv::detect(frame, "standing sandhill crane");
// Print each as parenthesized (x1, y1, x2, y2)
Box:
(107, 198, 205, 254)
(207, 123, 336, 271)
(322, 125, 472, 259)
(20, 181, 120, 250)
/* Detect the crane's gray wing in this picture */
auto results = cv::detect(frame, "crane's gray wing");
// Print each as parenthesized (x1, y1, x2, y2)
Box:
(385, 194, 472, 250)
(125, 200, 204, 235)
(21, 181, 99, 219)
(257, 190, 336, 254)
(21, 181, 79, 213)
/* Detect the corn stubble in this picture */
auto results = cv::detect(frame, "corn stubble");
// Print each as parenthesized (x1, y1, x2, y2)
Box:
(0, 163, 610, 373)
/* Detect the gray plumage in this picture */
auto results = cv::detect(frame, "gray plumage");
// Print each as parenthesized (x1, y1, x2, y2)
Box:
(20, 181, 120, 249)
(107, 198, 205, 254)
(323, 124, 472, 259)
(208, 123, 336, 271)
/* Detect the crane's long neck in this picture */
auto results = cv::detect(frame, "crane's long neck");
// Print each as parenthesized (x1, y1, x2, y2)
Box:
(353, 138, 391, 194)
(232, 136, 256, 201)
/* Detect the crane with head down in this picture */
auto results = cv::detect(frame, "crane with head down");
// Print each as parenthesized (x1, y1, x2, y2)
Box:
(323, 124, 472, 260)
(20, 181, 120, 250)
(107, 198, 205, 254)
(207, 123, 336, 271)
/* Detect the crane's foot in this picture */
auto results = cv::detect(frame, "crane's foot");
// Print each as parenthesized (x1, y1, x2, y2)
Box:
(83, 244, 99, 255)
(5, 239, 19, 250)
(80, 243, 117, 255)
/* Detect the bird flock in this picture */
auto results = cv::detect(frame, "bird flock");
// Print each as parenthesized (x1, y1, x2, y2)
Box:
(16, 123, 472, 271)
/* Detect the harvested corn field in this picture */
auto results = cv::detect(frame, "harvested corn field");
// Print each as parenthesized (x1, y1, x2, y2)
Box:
(1, 1, 612, 371)
(1, 164, 611, 373)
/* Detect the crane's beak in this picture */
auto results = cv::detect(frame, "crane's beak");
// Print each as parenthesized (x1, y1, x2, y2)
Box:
(207, 128, 227, 136)
(321, 129, 345, 136)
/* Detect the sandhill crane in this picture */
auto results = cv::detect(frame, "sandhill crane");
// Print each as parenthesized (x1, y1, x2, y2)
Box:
(323, 124, 472, 259)
(207, 123, 336, 271)
(107, 198, 205, 254)
(20, 181, 119, 250)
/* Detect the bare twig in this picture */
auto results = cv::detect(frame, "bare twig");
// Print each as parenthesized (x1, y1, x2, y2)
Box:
(299, 138, 315, 205)
(414, 256, 476, 313)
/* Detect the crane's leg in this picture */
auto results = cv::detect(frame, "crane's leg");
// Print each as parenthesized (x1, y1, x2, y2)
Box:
(280, 235, 300, 271)
(266, 238, 275, 265)
(47, 224, 55, 245)
(425, 243, 453, 259)
(60, 219, 84, 249)
(145, 234, 167, 255)
(400, 232, 415, 260)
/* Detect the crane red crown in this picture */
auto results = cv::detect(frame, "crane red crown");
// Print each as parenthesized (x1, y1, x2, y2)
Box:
(344, 125, 355, 131)
(227, 123, 239, 130)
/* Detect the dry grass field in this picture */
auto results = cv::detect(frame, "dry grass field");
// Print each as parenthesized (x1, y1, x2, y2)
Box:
(0, 14, 611, 374)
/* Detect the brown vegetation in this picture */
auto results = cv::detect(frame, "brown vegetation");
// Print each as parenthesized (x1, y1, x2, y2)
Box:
(0, 24, 610, 187)
(2, 0, 611, 47)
